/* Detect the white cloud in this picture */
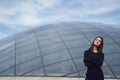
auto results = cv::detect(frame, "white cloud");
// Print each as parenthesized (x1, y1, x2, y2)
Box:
(61, 0, 120, 15)
(81, 0, 120, 15)
(50, 0, 120, 25)
(0, 0, 120, 32)
(0, 0, 61, 30)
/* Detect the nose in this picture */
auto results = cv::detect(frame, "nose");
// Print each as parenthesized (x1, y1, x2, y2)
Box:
(95, 40, 99, 44)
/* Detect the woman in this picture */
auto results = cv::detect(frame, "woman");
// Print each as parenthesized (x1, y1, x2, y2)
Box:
(83, 36, 104, 80)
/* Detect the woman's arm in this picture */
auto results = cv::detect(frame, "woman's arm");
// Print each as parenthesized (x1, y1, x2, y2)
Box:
(83, 50, 94, 67)
(85, 53, 104, 67)
(83, 50, 104, 67)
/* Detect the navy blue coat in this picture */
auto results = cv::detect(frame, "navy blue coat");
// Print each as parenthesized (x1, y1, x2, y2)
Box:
(83, 50, 104, 80)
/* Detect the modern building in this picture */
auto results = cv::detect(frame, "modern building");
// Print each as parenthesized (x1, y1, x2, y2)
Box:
(0, 22, 120, 80)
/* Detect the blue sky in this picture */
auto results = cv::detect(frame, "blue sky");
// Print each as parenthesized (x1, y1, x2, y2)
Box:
(0, 0, 120, 39)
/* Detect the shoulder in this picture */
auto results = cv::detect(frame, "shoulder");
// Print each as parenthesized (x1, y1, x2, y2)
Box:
(84, 50, 90, 55)
(84, 50, 89, 53)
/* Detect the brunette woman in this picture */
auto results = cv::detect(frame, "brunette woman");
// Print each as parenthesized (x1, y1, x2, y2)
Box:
(83, 36, 104, 80)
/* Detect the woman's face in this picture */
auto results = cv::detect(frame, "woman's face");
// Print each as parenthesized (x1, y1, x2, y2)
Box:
(93, 37, 102, 47)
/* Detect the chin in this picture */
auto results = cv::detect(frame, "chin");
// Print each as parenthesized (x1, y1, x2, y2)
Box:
(94, 44, 99, 47)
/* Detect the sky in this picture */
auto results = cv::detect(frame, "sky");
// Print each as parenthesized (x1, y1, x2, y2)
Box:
(0, 0, 120, 39)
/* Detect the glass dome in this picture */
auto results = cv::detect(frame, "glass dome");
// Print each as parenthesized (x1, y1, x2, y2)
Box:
(0, 22, 120, 79)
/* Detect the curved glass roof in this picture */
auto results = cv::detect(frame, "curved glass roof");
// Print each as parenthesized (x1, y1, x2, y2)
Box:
(0, 22, 120, 79)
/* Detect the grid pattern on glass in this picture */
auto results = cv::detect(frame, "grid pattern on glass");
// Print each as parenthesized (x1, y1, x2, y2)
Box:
(73, 58, 86, 71)
(0, 36, 15, 76)
(16, 37, 37, 49)
(16, 34, 35, 43)
(16, 48, 40, 64)
(43, 50, 71, 66)
(45, 60, 77, 76)
(0, 36, 15, 47)
(53, 23, 74, 31)
(61, 33, 85, 41)
(83, 31, 108, 38)
(57, 28, 81, 35)
(0, 58, 14, 73)
(106, 31, 120, 37)
(0, 42, 14, 51)
(0, 22, 119, 78)
(78, 70, 86, 77)
(40, 42, 66, 55)
(38, 36, 62, 47)
(103, 43, 120, 53)
(77, 27, 99, 32)
(0, 42, 15, 56)
(33, 25, 54, 34)
(23, 68, 44, 76)
(0, 44, 14, 56)
(75, 23, 97, 29)
(16, 57, 43, 75)
(95, 25, 116, 32)
(101, 66, 115, 78)
(16, 30, 33, 39)
(64, 38, 90, 48)
(0, 51, 14, 65)
(16, 42, 38, 55)
(37, 32, 58, 41)
(0, 67, 14, 75)
(111, 66, 120, 78)
(105, 52, 120, 65)
(110, 36, 120, 45)
(36, 28, 56, 35)
(69, 46, 87, 58)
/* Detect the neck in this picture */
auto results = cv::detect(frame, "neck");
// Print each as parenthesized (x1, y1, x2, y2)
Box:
(93, 46, 98, 53)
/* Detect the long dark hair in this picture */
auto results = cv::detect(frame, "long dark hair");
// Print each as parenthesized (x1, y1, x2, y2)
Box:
(88, 36, 104, 53)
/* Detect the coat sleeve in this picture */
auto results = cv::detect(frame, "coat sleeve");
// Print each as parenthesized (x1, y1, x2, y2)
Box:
(83, 50, 104, 67)
(83, 50, 94, 67)
(87, 53, 104, 67)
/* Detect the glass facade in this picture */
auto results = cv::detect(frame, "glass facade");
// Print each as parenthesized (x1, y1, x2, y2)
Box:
(0, 22, 120, 79)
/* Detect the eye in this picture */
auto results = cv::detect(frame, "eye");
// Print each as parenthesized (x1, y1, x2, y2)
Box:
(96, 38, 102, 43)
(98, 40, 101, 42)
